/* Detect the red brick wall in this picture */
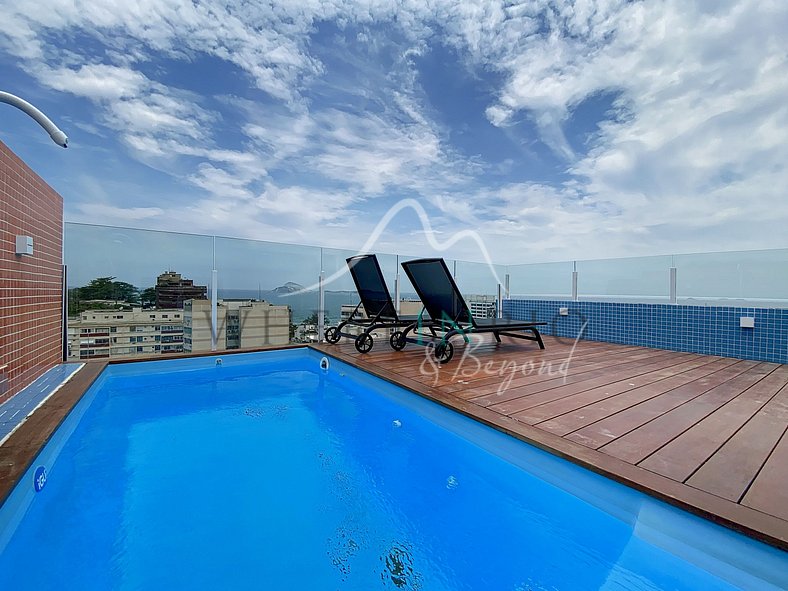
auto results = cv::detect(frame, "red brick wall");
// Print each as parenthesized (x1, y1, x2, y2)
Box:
(0, 140, 63, 403)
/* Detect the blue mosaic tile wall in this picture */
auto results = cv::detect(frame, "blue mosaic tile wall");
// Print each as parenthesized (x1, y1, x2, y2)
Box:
(503, 299, 788, 364)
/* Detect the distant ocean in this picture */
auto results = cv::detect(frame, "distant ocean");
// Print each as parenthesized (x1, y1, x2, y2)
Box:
(218, 289, 420, 323)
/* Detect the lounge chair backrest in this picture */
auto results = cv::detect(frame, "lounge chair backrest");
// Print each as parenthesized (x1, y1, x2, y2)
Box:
(346, 255, 398, 320)
(400, 258, 473, 326)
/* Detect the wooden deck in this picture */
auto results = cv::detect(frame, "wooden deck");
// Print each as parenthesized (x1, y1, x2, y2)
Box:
(315, 335, 788, 549)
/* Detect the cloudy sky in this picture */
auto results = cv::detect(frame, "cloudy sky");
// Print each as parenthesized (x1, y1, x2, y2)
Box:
(1, 0, 787, 265)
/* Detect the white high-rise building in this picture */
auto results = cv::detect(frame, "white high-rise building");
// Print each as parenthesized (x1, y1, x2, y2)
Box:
(183, 299, 290, 352)
(467, 295, 498, 319)
(67, 308, 184, 360)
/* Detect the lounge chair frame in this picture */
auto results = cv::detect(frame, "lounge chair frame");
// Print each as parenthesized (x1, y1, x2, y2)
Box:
(324, 254, 428, 353)
(394, 258, 546, 363)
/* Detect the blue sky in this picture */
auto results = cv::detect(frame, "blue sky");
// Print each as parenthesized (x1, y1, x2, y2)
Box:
(1, 0, 787, 266)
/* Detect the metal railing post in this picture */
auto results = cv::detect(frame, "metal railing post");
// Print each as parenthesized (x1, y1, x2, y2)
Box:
(210, 237, 218, 351)
(394, 254, 401, 314)
(571, 261, 578, 301)
(497, 283, 503, 318)
(670, 266, 677, 304)
(62, 264, 68, 361)
(210, 270, 218, 351)
(504, 273, 510, 299)
(395, 275, 401, 314)
(318, 270, 325, 341)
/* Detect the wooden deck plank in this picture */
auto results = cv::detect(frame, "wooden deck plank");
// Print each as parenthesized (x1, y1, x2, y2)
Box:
(382, 335, 627, 361)
(564, 360, 756, 449)
(686, 381, 788, 502)
(441, 344, 649, 396)
(461, 346, 677, 400)
(638, 364, 784, 482)
(536, 356, 738, 436)
(741, 428, 788, 521)
(489, 352, 699, 415)
(339, 338, 619, 392)
(599, 362, 774, 465)
(382, 338, 620, 378)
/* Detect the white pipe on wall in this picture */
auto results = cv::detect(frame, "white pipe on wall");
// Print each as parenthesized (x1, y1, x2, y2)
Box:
(0, 91, 68, 147)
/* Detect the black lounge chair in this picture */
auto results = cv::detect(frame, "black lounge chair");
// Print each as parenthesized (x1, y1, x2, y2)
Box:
(324, 254, 427, 353)
(393, 258, 546, 363)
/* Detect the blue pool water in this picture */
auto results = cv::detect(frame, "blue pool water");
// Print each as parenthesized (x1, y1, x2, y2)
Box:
(0, 350, 785, 590)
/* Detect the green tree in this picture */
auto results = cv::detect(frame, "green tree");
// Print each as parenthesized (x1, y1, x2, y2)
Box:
(140, 287, 157, 307)
(78, 276, 117, 300)
(75, 276, 138, 302)
(110, 281, 139, 303)
(67, 276, 142, 315)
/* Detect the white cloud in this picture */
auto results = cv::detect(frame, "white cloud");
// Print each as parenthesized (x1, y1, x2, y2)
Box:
(42, 64, 148, 100)
(72, 203, 164, 222)
(189, 164, 254, 200)
(163, 182, 362, 246)
(1, 0, 325, 103)
(2, 0, 787, 263)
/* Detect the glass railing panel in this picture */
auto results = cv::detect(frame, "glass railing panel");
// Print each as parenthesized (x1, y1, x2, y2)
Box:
(506, 261, 574, 299)
(674, 248, 788, 306)
(64, 224, 788, 362)
(64, 223, 214, 359)
(375, 253, 399, 297)
(453, 260, 506, 317)
(395, 254, 428, 304)
(213, 236, 321, 343)
(65, 223, 214, 297)
(453, 260, 505, 297)
(576, 255, 672, 302)
(320, 246, 365, 323)
(374, 254, 421, 316)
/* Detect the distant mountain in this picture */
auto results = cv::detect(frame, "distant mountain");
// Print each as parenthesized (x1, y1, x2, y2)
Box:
(273, 282, 304, 294)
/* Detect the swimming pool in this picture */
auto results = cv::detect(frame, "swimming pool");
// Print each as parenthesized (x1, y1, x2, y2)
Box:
(0, 349, 784, 590)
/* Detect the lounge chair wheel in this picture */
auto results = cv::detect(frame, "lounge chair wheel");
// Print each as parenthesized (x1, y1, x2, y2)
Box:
(434, 341, 454, 364)
(390, 331, 406, 351)
(324, 327, 341, 344)
(355, 333, 374, 354)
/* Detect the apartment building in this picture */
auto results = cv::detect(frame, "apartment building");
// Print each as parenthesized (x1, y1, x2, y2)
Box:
(294, 323, 318, 343)
(183, 299, 290, 352)
(67, 308, 184, 361)
(467, 295, 498, 319)
(155, 271, 207, 309)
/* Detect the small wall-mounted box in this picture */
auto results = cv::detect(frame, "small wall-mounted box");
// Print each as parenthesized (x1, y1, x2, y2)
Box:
(15, 235, 33, 256)
(559, 307, 569, 316)
(740, 316, 755, 329)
